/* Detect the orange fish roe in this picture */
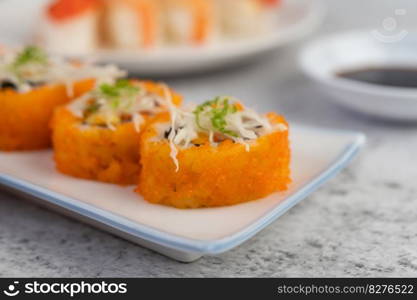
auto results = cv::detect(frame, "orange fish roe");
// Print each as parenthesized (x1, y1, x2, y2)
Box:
(129, 0, 160, 48)
(51, 81, 182, 185)
(0, 79, 94, 151)
(137, 112, 291, 208)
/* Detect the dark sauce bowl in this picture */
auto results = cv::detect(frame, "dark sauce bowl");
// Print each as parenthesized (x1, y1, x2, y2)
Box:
(300, 30, 417, 120)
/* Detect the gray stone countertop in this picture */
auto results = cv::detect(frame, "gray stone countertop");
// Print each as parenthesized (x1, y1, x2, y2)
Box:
(1, 0, 417, 277)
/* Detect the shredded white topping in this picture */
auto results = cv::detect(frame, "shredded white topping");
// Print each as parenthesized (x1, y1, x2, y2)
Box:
(161, 94, 288, 172)
(0, 46, 125, 94)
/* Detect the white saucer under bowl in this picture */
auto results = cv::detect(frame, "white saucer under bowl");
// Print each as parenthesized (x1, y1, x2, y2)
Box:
(0, 0, 324, 75)
(300, 30, 417, 121)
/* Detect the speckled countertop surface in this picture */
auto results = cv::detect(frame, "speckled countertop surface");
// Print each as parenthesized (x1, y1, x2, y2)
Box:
(1, 0, 417, 277)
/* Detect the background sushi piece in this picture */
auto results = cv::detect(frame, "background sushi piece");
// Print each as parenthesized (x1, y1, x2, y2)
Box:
(163, 0, 218, 46)
(104, 0, 162, 49)
(37, 0, 102, 55)
(51, 80, 183, 185)
(216, 0, 281, 39)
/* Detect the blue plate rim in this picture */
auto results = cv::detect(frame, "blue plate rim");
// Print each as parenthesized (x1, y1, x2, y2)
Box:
(0, 126, 366, 255)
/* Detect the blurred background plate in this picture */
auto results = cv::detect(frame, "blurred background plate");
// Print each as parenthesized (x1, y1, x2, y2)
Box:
(0, 0, 324, 75)
(300, 30, 417, 120)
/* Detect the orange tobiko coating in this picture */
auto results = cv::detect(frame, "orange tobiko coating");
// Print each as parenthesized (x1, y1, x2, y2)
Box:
(137, 112, 291, 208)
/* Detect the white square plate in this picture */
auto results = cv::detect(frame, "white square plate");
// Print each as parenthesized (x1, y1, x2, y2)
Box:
(0, 125, 365, 262)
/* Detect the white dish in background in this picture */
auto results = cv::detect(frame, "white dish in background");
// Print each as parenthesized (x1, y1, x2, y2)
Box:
(0, 125, 365, 262)
(0, 0, 324, 75)
(300, 30, 417, 121)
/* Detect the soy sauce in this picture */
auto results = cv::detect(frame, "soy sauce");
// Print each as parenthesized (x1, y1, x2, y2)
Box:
(336, 67, 417, 88)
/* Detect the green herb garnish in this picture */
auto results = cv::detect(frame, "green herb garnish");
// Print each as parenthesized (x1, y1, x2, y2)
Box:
(12, 46, 48, 68)
(194, 96, 238, 137)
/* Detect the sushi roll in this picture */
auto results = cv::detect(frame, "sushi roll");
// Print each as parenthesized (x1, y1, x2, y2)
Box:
(163, 0, 217, 45)
(51, 80, 182, 185)
(37, 0, 102, 55)
(137, 96, 291, 208)
(0, 46, 123, 151)
(104, 0, 162, 49)
(37, 0, 282, 52)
